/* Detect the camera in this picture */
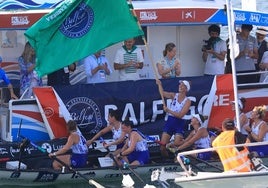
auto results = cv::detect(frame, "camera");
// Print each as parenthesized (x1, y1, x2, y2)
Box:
(202, 37, 215, 51)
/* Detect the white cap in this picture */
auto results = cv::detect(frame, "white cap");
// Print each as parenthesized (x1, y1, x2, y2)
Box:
(192, 114, 204, 125)
(256, 27, 268, 35)
(180, 80, 190, 92)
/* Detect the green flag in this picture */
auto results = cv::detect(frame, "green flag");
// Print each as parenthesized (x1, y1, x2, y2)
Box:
(25, 0, 144, 76)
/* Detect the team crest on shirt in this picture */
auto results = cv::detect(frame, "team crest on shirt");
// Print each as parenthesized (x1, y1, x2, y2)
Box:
(59, 2, 94, 38)
(66, 97, 103, 134)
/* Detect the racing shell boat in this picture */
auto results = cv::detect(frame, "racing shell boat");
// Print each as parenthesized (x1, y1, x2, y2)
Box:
(151, 141, 268, 188)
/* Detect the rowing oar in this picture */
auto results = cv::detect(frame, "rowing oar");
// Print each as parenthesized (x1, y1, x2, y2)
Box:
(188, 155, 223, 172)
(51, 156, 105, 188)
(100, 137, 135, 187)
(20, 136, 104, 188)
(109, 153, 135, 187)
(120, 159, 147, 185)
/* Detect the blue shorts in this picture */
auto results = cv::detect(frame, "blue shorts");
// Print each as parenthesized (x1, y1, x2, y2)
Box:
(196, 150, 212, 161)
(116, 143, 124, 150)
(128, 150, 150, 165)
(71, 153, 88, 168)
(163, 116, 185, 136)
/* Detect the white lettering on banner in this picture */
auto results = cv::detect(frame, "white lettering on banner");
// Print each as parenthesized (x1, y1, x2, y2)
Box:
(140, 11, 158, 21)
(122, 103, 137, 124)
(219, 94, 230, 106)
(46, 4, 68, 22)
(213, 94, 231, 106)
(198, 95, 208, 113)
(249, 13, 261, 23)
(152, 100, 164, 122)
(11, 16, 29, 25)
(140, 102, 150, 124)
(104, 105, 117, 122)
(70, 94, 233, 129)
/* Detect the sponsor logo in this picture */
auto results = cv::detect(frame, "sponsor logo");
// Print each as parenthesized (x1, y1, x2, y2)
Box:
(140, 11, 157, 20)
(249, 13, 261, 23)
(11, 16, 29, 26)
(182, 11, 196, 19)
(0, 147, 8, 155)
(41, 143, 52, 153)
(234, 12, 247, 21)
(66, 97, 102, 134)
(43, 107, 54, 118)
(35, 172, 58, 182)
(60, 2, 94, 38)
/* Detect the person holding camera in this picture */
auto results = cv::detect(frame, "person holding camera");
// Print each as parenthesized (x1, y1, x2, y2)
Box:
(202, 24, 227, 76)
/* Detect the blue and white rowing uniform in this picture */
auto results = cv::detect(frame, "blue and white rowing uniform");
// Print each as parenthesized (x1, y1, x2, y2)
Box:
(163, 94, 188, 136)
(112, 123, 124, 149)
(127, 130, 150, 165)
(71, 131, 88, 168)
(194, 127, 212, 160)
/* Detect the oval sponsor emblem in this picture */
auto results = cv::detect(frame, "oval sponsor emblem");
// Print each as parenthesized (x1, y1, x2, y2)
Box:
(66, 97, 102, 134)
(44, 107, 54, 118)
(60, 2, 94, 38)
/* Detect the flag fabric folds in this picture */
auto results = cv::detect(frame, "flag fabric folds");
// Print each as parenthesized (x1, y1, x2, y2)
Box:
(25, 0, 144, 77)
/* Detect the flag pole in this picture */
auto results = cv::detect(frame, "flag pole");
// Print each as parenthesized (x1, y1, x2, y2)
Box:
(128, 0, 166, 108)
(226, 0, 241, 131)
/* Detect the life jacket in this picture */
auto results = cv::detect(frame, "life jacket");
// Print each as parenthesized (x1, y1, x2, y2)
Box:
(212, 130, 251, 172)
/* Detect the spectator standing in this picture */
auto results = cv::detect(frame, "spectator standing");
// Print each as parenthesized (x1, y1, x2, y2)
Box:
(259, 50, 268, 82)
(19, 42, 42, 98)
(82, 51, 112, 83)
(235, 24, 259, 84)
(0, 68, 18, 99)
(202, 24, 227, 75)
(156, 42, 181, 78)
(47, 63, 76, 86)
(114, 38, 144, 81)
(256, 27, 268, 71)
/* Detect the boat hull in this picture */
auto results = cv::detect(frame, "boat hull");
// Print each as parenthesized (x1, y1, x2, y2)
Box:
(173, 171, 268, 188)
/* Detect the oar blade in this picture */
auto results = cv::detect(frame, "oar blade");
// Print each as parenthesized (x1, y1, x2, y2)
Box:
(88, 179, 105, 188)
(122, 174, 135, 187)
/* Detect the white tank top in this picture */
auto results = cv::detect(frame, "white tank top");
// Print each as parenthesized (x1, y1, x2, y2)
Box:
(234, 113, 249, 135)
(251, 121, 268, 141)
(112, 123, 122, 141)
(194, 127, 211, 148)
(169, 93, 188, 118)
(71, 131, 88, 154)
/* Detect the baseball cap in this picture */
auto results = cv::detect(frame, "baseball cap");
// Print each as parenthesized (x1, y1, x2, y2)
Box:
(256, 27, 268, 35)
(180, 80, 190, 92)
(192, 114, 205, 125)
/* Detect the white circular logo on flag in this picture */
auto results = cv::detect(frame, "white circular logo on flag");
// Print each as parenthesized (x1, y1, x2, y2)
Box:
(60, 3, 94, 38)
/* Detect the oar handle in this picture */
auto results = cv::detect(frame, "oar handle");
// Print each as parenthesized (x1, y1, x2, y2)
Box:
(19, 135, 46, 153)
(100, 137, 110, 153)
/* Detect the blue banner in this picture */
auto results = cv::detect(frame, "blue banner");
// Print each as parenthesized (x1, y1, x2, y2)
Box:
(208, 9, 268, 26)
(53, 76, 214, 139)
